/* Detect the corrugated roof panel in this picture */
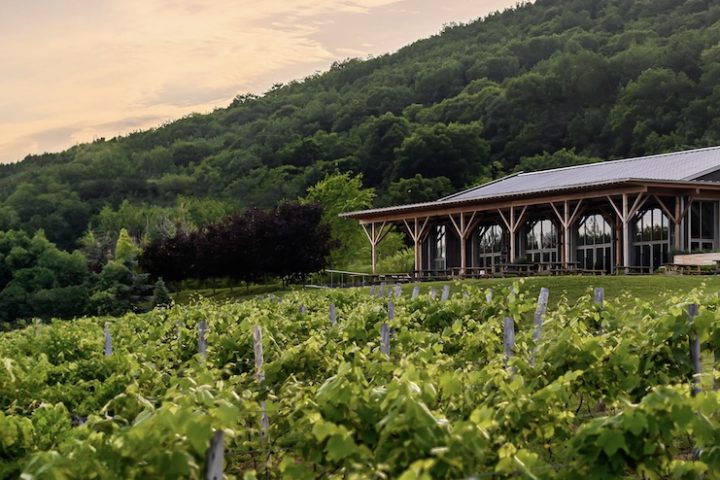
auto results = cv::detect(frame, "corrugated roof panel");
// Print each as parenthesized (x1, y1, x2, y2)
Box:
(444, 146, 720, 202)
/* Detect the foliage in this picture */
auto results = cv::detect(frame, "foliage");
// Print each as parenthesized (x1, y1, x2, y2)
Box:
(1, 0, 720, 249)
(1, 282, 720, 477)
(140, 203, 332, 284)
(302, 173, 374, 268)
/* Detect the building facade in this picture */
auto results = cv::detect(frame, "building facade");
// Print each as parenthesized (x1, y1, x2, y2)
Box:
(342, 147, 720, 276)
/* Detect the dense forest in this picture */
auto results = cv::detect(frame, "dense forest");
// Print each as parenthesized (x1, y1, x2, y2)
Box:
(2, 0, 720, 251)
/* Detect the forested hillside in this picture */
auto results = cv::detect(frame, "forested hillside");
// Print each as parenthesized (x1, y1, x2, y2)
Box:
(2, 0, 720, 250)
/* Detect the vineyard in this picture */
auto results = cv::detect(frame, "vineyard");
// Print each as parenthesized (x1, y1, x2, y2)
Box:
(1, 281, 720, 479)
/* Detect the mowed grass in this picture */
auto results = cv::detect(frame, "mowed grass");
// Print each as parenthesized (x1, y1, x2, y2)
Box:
(174, 274, 720, 308)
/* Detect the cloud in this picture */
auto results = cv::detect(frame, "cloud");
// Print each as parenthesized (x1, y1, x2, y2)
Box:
(0, 0, 522, 164)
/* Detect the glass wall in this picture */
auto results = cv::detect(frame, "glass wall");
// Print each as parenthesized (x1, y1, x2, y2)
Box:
(476, 224, 507, 268)
(525, 219, 558, 264)
(577, 214, 613, 272)
(633, 208, 669, 271)
(689, 201, 718, 251)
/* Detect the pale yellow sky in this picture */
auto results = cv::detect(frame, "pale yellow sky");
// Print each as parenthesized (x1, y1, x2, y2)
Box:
(0, 0, 519, 164)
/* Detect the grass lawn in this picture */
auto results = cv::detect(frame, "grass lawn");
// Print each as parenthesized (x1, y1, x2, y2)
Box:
(173, 274, 720, 307)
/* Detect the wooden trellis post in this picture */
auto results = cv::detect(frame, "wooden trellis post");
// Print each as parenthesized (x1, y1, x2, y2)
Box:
(252, 326, 269, 435)
(370, 285, 376, 296)
(300, 304, 306, 315)
(379, 282, 386, 297)
(485, 289, 493, 302)
(329, 303, 337, 326)
(198, 321, 208, 359)
(593, 287, 604, 308)
(503, 317, 515, 372)
(388, 299, 395, 320)
(429, 287, 437, 299)
(205, 430, 224, 480)
(687, 304, 702, 397)
(411, 286, 420, 300)
(531, 288, 549, 366)
(441, 285, 450, 301)
(380, 323, 391, 356)
(395, 283, 402, 297)
(104, 323, 112, 357)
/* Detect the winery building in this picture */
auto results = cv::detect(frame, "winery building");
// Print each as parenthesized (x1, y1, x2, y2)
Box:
(342, 146, 720, 276)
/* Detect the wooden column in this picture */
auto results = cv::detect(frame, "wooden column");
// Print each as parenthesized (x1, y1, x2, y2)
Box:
(403, 217, 430, 278)
(448, 211, 479, 276)
(607, 193, 648, 274)
(498, 206, 527, 263)
(361, 221, 392, 274)
(550, 200, 583, 267)
(653, 194, 693, 252)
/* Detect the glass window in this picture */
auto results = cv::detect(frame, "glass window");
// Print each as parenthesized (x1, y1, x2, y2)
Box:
(633, 208, 669, 272)
(525, 219, 558, 264)
(690, 201, 717, 251)
(577, 214, 613, 272)
(476, 225, 507, 268)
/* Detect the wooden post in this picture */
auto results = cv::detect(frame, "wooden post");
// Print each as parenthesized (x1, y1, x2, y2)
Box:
(532, 288, 549, 343)
(379, 282, 386, 297)
(252, 326, 269, 435)
(329, 303, 337, 326)
(503, 317, 515, 371)
(486, 289, 493, 302)
(530, 288, 549, 367)
(370, 285, 375, 296)
(388, 299, 395, 320)
(380, 323, 390, 356)
(441, 285, 450, 301)
(395, 283, 402, 297)
(404, 217, 430, 279)
(429, 287, 437, 299)
(448, 212, 479, 276)
(411, 285, 420, 300)
(104, 323, 112, 357)
(509, 207, 516, 262)
(362, 222, 392, 275)
(198, 321, 207, 359)
(687, 304, 701, 396)
(205, 430, 224, 480)
(622, 193, 630, 273)
(300, 304, 306, 315)
(593, 287, 604, 308)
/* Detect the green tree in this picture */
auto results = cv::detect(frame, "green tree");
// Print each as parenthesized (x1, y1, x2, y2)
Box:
(383, 175, 454, 206)
(302, 173, 375, 268)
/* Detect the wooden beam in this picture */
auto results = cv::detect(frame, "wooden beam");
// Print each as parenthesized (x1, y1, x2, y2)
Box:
(356, 185, 648, 224)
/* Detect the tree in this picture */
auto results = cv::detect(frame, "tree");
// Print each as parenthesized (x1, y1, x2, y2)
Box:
(303, 173, 374, 268)
(152, 278, 172, 307)
(383, 175, 455, 206)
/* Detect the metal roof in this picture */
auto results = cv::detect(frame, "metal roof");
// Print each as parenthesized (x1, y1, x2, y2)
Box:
(444, 146, 720, 202)
(341, 146, 720, 220)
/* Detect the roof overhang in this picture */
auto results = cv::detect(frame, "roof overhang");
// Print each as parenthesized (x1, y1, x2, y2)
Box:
(341, 178, 720, 223)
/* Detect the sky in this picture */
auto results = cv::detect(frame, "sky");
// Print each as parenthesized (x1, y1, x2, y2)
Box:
(0, 0, 520, 164)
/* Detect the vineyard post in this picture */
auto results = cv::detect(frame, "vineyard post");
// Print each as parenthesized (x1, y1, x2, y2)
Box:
(370, 285, 375, 296)
(395, 283, 402, 297)
(687, 304, 702, 396)
(252, 326, 270, 436)
(104, 323, 112, 357)
(329, 303, 337, 326)
(411, 286, 420, 300)
(430, 287, 437, 299)
(198, 320, 208, 359)
(379, 282, 386, 296)
(388, 299, 395, 320)
(503, 317, 515, 373)
(380, 323, 391, 356)
(300, 304, 306, 315)
(593, 287, 604, 307)
(204, 430, 224, 480)
(441, 285, 450, 301)
(486, 289, 493, 302)
(530, 288, 549, 366)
